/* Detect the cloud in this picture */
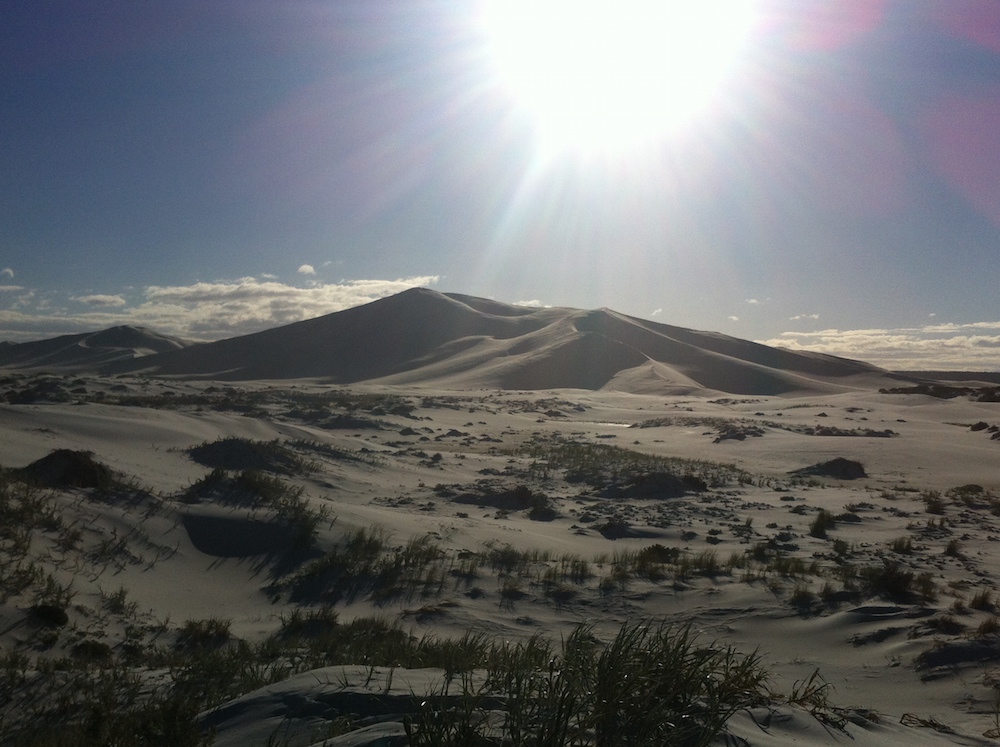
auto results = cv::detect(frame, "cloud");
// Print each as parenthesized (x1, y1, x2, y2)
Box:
(789, 313, 820, 321)
(745, 299, 760, 305)
(1, 268, 13, 279)
(0, 275, 439, 342)
(513, 299, 548, 308)
(72, 294, 127, 308)
(297, 264, 316, 275)
(728, 316, 740, 322)
(651, 308, 663, 317)
(0, 286, 24, 293)
(759, 320, 1000, 369)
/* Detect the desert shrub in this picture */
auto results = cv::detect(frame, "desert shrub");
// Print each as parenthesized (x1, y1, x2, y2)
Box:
(177, 618, 231, 649)
(889, 536, 913, 554)
(808, 509, 837, 539)
(923, 491, 945, 515)
(831, 539, 851, 558)
(790, 584, 816, 608)
(971, 588, 995, 611)
(977, 616, 1000, 638)
(923, 613, 965, 635)
(858, 562, 914, 601)
(187, 437, 311, 474)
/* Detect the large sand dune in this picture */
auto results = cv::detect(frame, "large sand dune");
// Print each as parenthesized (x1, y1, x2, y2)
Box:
(4, 289, 901, 396)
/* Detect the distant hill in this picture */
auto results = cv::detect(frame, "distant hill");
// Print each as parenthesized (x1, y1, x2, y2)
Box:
(2, 290, 914, 395)
(0, 326, 192, 370)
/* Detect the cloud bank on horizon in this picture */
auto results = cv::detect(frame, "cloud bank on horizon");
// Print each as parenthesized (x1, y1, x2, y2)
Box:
(2, 1, 1000, 371)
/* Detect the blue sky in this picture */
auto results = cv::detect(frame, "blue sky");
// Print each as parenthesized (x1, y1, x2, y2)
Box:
(2, 0, 1000, 369)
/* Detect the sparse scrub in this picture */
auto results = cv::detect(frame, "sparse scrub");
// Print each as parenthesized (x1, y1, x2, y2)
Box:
(407, 620, 778, 747)
(512, 436, 752, 491)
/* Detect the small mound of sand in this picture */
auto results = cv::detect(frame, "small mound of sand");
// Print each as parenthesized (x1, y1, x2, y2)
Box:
(188, 438, 302, 474)
(791, 457, 867, 480)
(17, 449, 115, 488)
(600, 471, 708, 500)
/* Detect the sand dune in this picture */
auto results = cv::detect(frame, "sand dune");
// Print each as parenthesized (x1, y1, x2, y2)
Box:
(0, 325, 190, 370)
(4, 289, 906, 396)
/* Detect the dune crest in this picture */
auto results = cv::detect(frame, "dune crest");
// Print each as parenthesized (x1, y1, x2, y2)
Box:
(4, 289, 899, 395)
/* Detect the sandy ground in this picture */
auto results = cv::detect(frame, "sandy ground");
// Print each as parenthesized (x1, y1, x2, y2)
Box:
(2, 372, 1000, 745)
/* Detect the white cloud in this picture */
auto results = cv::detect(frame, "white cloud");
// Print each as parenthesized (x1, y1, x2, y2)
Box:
(789, 313, 820, 321)
(650, 308, 663, 317)
(728, 316, 739, 322)
(72, 294, 127, 308)
(297, 264, 316, 275)
(513, 299, 548, 308)
(759, 320, 1000, 369)
(0, 276, 439, 342)
(1, 268, 13, 279)
(745, 299, 759, 305)
(0, 285, 24, 293)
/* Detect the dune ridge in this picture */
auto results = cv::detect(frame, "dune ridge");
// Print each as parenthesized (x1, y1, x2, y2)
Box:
(3, 289, 902, 396)
(0, 325, 191, 370)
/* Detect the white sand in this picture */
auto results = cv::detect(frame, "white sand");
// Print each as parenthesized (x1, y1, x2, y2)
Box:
(1, 373, 999, 745)
(1, 293, 999, 744)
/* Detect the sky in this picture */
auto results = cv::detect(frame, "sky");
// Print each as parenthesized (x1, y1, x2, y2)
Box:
(2, 0, 1000, 370)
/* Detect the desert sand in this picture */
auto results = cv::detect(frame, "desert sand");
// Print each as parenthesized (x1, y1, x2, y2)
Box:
(1, 291, 999, 746)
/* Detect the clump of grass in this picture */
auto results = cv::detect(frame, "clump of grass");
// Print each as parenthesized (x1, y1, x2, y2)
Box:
(923, 613, 966, 635)
(809, 509, 837, 539)
(790, 584, 816, 608)
(408, 620, 777, 747)
(889, 536, 913, 554)
(277, 527, 450, 604)
(971, 588, 996, 611)
(923, 491, 945, 515)
(977, 616, 1000, 638)
(857, 562, 936, 602)
(185, 468, 331, 550)
(177, 618, 232, 649)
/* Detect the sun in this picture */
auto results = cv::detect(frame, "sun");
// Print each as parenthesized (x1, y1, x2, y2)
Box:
(481, 0, 758, 156)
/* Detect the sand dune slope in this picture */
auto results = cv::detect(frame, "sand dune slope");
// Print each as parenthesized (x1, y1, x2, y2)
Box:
(83, 288, 896, 395)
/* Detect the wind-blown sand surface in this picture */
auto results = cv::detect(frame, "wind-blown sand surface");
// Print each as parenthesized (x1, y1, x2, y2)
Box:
(1, 292, 999, 745)
(2, 370, 1000, 745)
